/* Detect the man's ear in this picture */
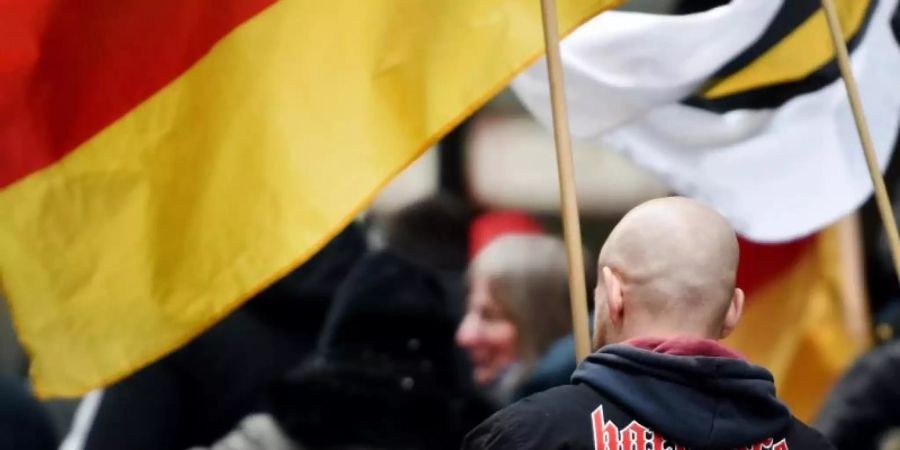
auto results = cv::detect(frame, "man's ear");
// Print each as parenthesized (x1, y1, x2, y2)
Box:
(603, 267, 624, 328)
(720, 287, 745, 339)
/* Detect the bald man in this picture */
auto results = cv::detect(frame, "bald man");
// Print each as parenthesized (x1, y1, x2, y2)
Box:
(462, 198, 834, 450)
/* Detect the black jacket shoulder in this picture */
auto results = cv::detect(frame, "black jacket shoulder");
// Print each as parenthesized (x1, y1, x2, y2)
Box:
(816, 341, 900, 450)
(785, 419, 839, 450)
(462, 383, 835, 450)
(462, 384, 599, 450)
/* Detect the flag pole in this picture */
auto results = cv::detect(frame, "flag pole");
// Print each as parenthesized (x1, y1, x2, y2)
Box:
(539, 0, 592, 361)
(820, 0, 900, 286)
(836, 213, 872, 349)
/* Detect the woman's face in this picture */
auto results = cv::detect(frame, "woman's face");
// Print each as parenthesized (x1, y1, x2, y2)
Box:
(455, 275, 519, 386)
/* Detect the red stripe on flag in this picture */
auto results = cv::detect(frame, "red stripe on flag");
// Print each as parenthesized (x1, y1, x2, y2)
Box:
(0, 0, 275, 188)
(736, 235, 817, 298)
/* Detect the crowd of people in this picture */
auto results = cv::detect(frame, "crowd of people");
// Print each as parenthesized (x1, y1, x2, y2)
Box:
(2, 194, 900, 449)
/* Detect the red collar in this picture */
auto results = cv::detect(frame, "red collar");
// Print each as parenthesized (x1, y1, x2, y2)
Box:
(624, 336, 745, 360)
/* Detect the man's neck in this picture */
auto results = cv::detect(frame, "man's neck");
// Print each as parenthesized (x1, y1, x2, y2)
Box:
(622, 336, 745, 360)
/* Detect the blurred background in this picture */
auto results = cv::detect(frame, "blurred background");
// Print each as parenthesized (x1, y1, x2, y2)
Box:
(3, 0, 900, 449)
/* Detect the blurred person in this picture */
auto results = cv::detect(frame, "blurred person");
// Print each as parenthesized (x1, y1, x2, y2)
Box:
(468, 210, 545, 260)
(816, 339, 900, 450)
(0, 375, 58, 450)
(199, 251, 493, 450)
(379, 193, 475, 274)
(463, 197, 833, 449)
(456, 234, 595, 404)
(377, 193, 476, 322)
(72, 224, 367, 450)
(874, 301, 900, 343)
(880, 429, 900, 450)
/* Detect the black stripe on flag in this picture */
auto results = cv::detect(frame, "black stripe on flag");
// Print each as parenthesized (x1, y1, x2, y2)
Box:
(683, 0, 879, 113)
(710, 0, 821, 82)
(893, 2, 899, 43)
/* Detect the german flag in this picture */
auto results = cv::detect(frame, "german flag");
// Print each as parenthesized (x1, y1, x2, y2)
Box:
(0, 0, 623, 398)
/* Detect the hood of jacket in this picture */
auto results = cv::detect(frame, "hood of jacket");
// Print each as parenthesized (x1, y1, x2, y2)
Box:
(572, 338, 792, 449)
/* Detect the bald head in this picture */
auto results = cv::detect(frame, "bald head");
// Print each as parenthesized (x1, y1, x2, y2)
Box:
(593, 197, 744, 346)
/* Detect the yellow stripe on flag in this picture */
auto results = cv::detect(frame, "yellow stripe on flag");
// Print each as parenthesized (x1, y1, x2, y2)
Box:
(725, 225, 861, 422)
(0, 0, 623, 397)
(703, 0, 869, 99)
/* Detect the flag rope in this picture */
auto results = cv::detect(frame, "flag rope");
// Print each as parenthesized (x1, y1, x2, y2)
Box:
(539, 0, 593, 362)
(821, 0, 900, 293)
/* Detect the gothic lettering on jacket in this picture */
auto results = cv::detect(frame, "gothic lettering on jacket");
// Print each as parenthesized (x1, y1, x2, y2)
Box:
(590, 406, 790, 450)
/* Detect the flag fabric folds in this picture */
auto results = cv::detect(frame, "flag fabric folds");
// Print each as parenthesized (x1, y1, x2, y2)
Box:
(513, 0, 900, 242)
(511, 0, 881, 418)
(0, 0, 623, 398)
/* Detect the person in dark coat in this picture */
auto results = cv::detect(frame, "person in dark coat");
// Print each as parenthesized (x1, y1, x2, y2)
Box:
(81, 224, 367, 450)
(0, 376, 58, 450)
(462, 197, 833, 450)
(379, 193, 474, 276)
(816, 339, 900, 450)
(203, 251, 494, 450)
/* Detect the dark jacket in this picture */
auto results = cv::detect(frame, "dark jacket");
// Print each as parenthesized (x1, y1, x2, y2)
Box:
(84, 224, 366, 450)
(512, 334, 576, 401)
(0, 376, 58, 450)
(265, 251, 494, 450)
(816, 339, 900, 450)
(463, 340, 834, 450)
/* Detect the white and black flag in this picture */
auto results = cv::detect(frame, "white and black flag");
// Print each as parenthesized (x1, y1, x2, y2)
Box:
(513, 0, 900, 242)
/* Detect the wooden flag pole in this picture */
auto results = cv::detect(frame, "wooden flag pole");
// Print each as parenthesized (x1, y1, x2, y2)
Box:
(836, 213, 872, 349)
(539, 0, 592, 361)
(821, 0, 900, 285)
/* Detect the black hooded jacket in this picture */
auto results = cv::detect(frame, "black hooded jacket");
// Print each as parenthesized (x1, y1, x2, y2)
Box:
(462, 342, 834, 450)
